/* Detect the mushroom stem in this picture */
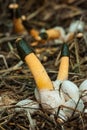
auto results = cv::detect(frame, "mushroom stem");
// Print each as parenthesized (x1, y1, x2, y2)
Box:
(22, 16, 41, 41)
(39, 28, 62, 41)
(9, 3, 27, 35)
(30, 29, 41, 41)
(13, 18, 27, 34)
(16, 38, 53, 91)
(57, 43, 69, 80)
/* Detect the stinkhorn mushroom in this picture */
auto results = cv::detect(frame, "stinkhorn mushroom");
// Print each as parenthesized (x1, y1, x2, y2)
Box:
(9, 3, 27, 35)
(57, 43, 69, 81)
(16, 38, 85, 120)
(53, 43, 79, 101)
(21, 15, 41, 41)
(39, 27, 65, 41)
(16, 38, 65, 114)
(16, 38, 53, 91)
(52, 43, 69, 90)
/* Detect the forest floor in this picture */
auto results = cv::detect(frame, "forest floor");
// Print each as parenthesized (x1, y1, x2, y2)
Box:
(0, 0, 87, 129)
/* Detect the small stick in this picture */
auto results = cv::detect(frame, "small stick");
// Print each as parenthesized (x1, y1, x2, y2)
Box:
(74, 40, 80, 73)
(0, 55, 8, 69)
(26, 109, 36, 130)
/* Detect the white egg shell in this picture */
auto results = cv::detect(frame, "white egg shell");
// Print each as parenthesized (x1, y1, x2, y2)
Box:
(52, 80, 62, 90)
(69, 20, 85, 33)
(57, 109, 68, 121)
(84, 109, 87, 113)
(15, 99, 39, 114)
(61, 80, 79, 101)
(39, 90, 65, 113)
(79, 80, 87, 91)
(79, 80, 87, 102)
(63, 99, 84, 118)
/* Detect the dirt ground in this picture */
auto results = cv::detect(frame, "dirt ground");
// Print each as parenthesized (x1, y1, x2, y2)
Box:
(0, 0, 87, 130)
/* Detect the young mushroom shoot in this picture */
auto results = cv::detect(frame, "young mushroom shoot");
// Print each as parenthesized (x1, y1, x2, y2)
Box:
(38, 20, 85, 43)
(53, 43, 84, 118)
(15, 38, 86, 122)
(21, 15, 41, 41)
(9, 3, 27, 35)
(39, 27, 65, 42)
(22, 16, 65, 43)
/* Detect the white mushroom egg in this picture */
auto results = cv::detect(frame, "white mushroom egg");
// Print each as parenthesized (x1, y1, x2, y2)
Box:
(84, 109, 87, 113)
(79, 80, 87, 102)
(61, 80, 79, 101)
(57, 109, 68, 121)
(69, 20, 85, 33)
(15, 99, 39, 114)
(39, 90, 65, 114)
(52, 80, 62, 90)
(63, 99, 84, 118)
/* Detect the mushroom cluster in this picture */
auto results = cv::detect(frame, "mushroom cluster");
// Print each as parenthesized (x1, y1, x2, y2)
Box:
(9, 2, 85, 47)
(15, 38, 87, 121)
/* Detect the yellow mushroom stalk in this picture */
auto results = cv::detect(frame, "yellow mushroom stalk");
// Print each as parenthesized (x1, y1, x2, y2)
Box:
(30, 29, 41, 41)
(57, 43, 69, 81)
(16, 38, 53, 91)
(46, 29, 61, 39)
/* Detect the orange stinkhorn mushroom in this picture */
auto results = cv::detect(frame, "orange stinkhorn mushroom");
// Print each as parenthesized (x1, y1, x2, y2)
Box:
(39, 27, 65, 41)
(22, 16, 65, 43)
(21, 16, 41, 41)
(16, 38, 65, 115)
(9, 3, 27, 35)
(16, 38, 53, 91)
(57, 43, 69, 81)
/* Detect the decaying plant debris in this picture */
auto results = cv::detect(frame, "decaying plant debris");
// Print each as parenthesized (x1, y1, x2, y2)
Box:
(0, 0, 87, 130)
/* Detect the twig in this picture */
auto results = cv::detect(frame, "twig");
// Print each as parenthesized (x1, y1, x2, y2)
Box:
(17, 124, 28, 130)
(0, 35, 23, 44)
(0, 61, 23, 74)
(27, 5, 47, 20)
(74, 40, 81, 73)
(0, 55, 8, 69)
(26, 109, 36, 130)
(0, 125, 5, 130)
